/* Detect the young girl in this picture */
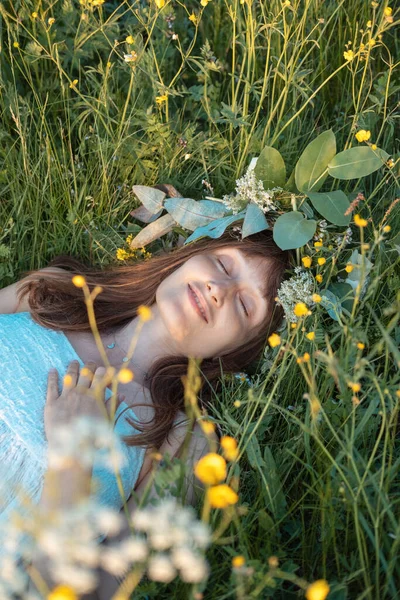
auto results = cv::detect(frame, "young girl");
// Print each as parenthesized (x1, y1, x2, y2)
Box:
(0, 227, 291, 596)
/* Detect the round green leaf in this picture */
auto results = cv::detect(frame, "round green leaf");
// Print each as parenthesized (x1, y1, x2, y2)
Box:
(254, 146, 286, 190)
(295, 129, 336, 193)
(273, 211, 317, 250)
(328, 146, 390, 180)
(306, 190, 351, 226)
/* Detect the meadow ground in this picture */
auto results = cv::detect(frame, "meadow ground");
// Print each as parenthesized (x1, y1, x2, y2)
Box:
(0, 0, 399, 598)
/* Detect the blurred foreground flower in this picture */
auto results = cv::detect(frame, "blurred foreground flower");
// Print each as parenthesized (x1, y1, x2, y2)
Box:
(194, 453, 227, 485)
(306, 579, 330, 600)
(207, 484, 239, 508)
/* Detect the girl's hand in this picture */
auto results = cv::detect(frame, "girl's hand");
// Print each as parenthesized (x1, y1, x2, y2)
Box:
(44, 360, 123, 445)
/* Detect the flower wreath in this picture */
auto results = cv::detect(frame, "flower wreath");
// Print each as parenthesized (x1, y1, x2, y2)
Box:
(127, 128, 392, 327)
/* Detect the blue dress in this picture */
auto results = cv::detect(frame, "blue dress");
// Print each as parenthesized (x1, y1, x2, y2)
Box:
(0, 312, 173, 556)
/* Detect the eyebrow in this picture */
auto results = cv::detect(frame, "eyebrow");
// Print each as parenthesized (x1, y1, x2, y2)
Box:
(232, 250, 269, 300)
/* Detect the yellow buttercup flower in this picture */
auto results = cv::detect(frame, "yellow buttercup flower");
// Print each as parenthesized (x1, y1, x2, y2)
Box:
(368, 38, 376, 46)
(355, 130, 371, 143)
(305, 579, 330, 600)
(315, 274, 323, 283)
(48, 17, 55, 25)
(343, 50, 355, 61)
(232, 556, 245, 568)
(72, 275, 86, 288)
(194, 453, 227, 485)
(207, 484, 238, 508)
(291, 322, 297, 329)
(383, 225, 391, 233)
(32, 11, 38, 18)
(294, 302, 309, 317)
(268, 333, 281, 348)
(312, 294, 322, 303)
(384, 7, 392, 16)
(348, 381, 361, 393)
(69, 79, 78, 89)
(125, 35, 134, 44)
(155, 0, 166, 7)
(317, 257, 326, 266)
(233, 400, 241, 407)
(200, 421, 216, 436)
(357, 342, 365, 350)
(116, 248, 130, 261)
(155, 94, 168, 104)
(302, 256, 312, 268)
(200, 0, 210, 6)
(306, 332, 315, 341)
(345, 264, 354, 273)
(221, 436, 239, 461)
(366, 20, 372, 27)
(137, 305, 153, 322)
(48, 585, 78, 600)
(13, 41, 19, 48)
(189, 12, 197, 23)
(117, 368, 134, 384)
(303, 352, 311, 362)
(314, 240, 323, 248)
(354, 214, 368, 227)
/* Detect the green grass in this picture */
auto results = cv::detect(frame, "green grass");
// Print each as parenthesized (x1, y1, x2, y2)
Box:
(0, 0, 399, 598)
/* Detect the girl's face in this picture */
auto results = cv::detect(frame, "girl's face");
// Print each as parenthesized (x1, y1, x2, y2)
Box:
(155, 246, 271, 359)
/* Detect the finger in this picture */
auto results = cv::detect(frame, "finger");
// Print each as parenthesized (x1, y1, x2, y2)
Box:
(90, 366, 107, 391)
(62, 360, 80, 393)
(77, 362, 97, 388)
(46, 369, 59, 403)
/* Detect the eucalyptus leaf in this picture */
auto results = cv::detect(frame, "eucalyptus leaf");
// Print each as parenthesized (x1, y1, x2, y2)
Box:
(299, 200, 315, 219)
(328, 146, 390, 180)
(254, 146, 286, 189)
(306, 190, 351, 226)
(184, 212, 246, 244)
(242, 202, 269, 238)
(164, 197, 226, 231)
(129, 214, 175, 248)
(295, 129, 336, 193)
(328, 282, 355, 314)
(320, 289, 343, 322)
(273, 211, 317, 250)
(132, 185, 166, 214)
(286, 167, 300, 193)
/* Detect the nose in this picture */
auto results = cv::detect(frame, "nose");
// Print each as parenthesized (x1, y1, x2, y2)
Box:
(206, 279, 234, 307)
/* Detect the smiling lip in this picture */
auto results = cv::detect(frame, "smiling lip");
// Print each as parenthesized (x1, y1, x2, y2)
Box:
(188, 284, 208, 323)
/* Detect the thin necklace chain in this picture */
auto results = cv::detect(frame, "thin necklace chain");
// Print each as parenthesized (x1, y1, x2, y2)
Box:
(105, 327, 148, 379)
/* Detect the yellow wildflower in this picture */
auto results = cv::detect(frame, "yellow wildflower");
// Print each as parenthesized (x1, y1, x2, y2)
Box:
(343, 50, 355, 61)
(312, 294, 321, 303)
(396, 390, 400, 399)
(268, 556, 279, 568)
(155, 0, 165, 7)
(368, 38, 376, 46)
(302, 256, 312, 268)
(92, 0, 105, 5)
(305, 579, 330, 600)
(200, 421, 216, 436)
(232, 556, 245, 568)
(306, 332, 315, 341)
(355, 129, 371, 142)
(69, 79, 78, 89)
(188, 12, 197, 23)
(32, 11, 38, 18)
(125, 35, 134, 44)
(13, 41, 19, 48)
(303, 352, 311, 362)
(116, 248, 130, 261)
(291, 323, 297, 329)
(117, 368, 134, 384)
(357, 342, 365, 350)
(317, 257, 326, 266)
(194, 453, 227, 485)
(268, 333, 281, 348)
(383, 225, 391, 233)
(207, 484, 238, 508)
(371, 142, 378, 149)
(345, 264, 354, 273)
(386, 158, 394, 168)
(354, 214, 368, 227)
(384, 7, 392, 15)
(371, 1, 378, 6)
(315, 274, 323, 283)
(296, 357, 303, 364)
(294, 302, 309, 317)
(314, 240, 323, 248)
(137, 305, 153, 322)
(233, 400, 241, 407)
(221, 436, 239, 461)
(283, 0, 291, 5)
(72, 275, 86, 288)
(48, 17, 55, 25)
(348, 381, 361, 393)
(366, 20, 372, 27)
(48, 585, 78, 600)
(107, 61, 112, 68)
(200, 0, 210, 5)
(155, 94, 168, 104)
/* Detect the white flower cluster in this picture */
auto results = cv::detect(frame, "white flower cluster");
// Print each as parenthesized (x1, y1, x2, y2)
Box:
(132, 497, 211, 584)
(222, 169, 280, 215)
(47, 415, 127, 472)
(334, 226, 353, 247)
(276, 266, 316, 322)
(0, 497, 211, 597)
(313, 219, 329, 240)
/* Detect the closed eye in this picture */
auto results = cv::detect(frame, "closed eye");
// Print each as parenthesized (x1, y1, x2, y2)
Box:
(217, 258, 249, 317)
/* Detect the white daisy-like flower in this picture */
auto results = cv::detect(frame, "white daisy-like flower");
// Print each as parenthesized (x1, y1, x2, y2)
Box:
(147, 553, 177, 583)
(118, 536, 149, 562)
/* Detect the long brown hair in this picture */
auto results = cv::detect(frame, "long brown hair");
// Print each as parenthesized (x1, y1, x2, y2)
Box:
(16, 227, 293, 451)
